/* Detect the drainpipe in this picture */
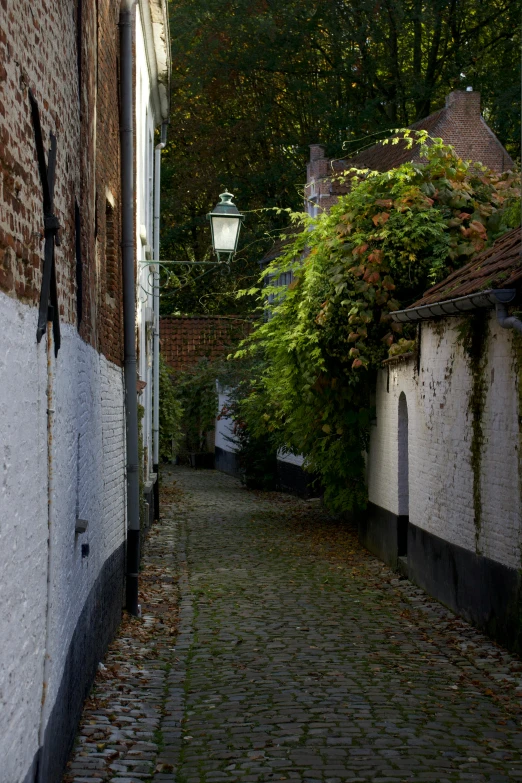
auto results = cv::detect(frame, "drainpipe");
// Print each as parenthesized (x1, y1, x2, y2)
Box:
(120, 0, 140, 616)
(152, 121, 168, 521)
(496, 302, 522, 334)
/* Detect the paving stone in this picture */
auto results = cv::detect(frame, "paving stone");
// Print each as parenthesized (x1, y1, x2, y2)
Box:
(64, 467, 522, 783)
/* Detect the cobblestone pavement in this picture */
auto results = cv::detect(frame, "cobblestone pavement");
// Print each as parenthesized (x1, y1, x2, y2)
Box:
(65, 467, 522, 783)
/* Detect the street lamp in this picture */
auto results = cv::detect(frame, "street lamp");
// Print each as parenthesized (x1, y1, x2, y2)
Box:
(140, 191, 244, 281)
(207, 191, 244, 262)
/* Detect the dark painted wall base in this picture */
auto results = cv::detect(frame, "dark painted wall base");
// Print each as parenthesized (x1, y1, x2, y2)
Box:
(215, 446, 241, 478)
(276, 459, 321, 499)
(143, 483, 155, 530)
(359, 502, 522, 655)
(358, 502, 406, 569)
(189, 452, 215, 469)
(407, 524, 522, 655)
(33, 542, 125, 783)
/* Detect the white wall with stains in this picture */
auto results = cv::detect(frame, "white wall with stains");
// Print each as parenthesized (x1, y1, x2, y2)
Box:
(368, 312, 522, 568)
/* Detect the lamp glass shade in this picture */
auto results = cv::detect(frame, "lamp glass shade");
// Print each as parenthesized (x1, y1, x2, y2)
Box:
(211, 215, 241, 252)
(207, 191, 243, 259)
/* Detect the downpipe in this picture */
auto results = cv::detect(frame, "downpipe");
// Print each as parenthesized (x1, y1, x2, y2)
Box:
(152, 122, 168, 521)
(120, 0, 140, 615)
(496, 302, 522, 334)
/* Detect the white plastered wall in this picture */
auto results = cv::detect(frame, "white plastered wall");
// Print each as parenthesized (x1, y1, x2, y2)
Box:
(368, 313, 522, 569)
(215, 389, 239, 454)
(277, 450, 305, 467)
(0, 293, 48, 782)
(136, 11, 159, 485)
(0, 293, 126, 782)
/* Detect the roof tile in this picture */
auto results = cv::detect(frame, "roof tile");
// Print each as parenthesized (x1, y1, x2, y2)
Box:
(411, 227, 522, 307)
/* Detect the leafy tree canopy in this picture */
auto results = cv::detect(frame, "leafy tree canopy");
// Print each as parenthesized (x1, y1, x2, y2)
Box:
(161, 0, 520, 315)
(233, 135, 520, 512)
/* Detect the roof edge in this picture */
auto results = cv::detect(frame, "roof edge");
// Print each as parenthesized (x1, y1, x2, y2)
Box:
(390, 289, 517, 323)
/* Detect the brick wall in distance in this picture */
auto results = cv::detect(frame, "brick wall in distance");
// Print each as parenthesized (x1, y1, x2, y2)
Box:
(161, 315, 252, 372)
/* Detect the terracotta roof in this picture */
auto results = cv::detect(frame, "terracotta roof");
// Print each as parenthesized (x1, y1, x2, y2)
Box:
(411, 227, 522, 308)
(160, 315, 252, 372)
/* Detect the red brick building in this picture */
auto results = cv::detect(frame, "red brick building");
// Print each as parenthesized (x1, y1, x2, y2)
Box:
(305, 90, 514, 216)
(0, 2, 169, 781)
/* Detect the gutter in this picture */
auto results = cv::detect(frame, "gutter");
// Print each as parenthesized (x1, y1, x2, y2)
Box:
(138, 0, 171, 122)
(120, 0, 141, 616)
(152, 121, 168, 520)
(390, 289, 517, 323)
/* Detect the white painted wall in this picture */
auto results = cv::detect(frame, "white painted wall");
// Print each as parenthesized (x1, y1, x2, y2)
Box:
(0, 292, 126, 782)
(0, 293, 48, 783)
(136, 11, 160, 486)
(368, 313, 522, 568)
(42, 323, 126, 731)
(215, 390, 239, 453)
(277, 450, 305, 467)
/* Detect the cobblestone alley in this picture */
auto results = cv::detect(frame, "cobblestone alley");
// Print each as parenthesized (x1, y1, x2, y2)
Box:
(65, 467, 522, 783)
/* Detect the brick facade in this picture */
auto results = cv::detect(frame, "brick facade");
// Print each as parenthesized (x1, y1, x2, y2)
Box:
(0, 0, 124, 366)
(0, 2, 130, 781)
(95, 0, 124, 366)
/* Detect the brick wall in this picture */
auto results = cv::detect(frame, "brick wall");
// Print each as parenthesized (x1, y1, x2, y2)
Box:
(161, 315, 252, 372)
(0, 0, 124, 365)
(441, 91, 513, 174)
(96, 0, 124, 366)
(0, 1, 127, 780)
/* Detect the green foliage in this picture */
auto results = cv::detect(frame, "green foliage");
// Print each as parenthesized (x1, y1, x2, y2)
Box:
(220, 363, 279, 490)
(159, 356, 184, 461)
(161, 0, 520, 316)
(137, 403, 147, 527)
(173, 358, 219, 454)
(235, 136, 520, 512)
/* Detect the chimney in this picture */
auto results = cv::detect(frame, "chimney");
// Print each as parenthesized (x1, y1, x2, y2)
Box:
(445, 89, 481, 118)
(309, 144, 326, 162)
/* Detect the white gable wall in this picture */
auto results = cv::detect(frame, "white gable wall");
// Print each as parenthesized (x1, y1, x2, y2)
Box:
(368, 313, 522, 569)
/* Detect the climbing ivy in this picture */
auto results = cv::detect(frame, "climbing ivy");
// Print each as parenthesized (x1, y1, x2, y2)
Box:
(458, 315, 490, 553)
(235, 133, 520, 513)
(159, 356, 184, 462)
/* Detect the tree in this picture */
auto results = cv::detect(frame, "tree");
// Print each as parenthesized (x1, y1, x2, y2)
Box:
(160, 0, 520, 316)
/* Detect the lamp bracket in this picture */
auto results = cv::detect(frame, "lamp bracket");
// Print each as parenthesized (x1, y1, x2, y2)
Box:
(137, 258, 231, 299)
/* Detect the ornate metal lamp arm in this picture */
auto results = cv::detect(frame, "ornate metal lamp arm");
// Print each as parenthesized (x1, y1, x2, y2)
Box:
(140, 259, 228, 270)
(138, 259, 231, 297)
